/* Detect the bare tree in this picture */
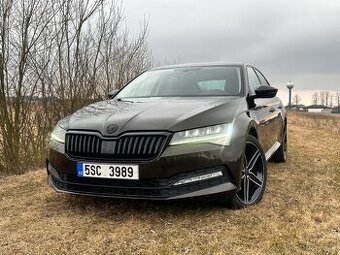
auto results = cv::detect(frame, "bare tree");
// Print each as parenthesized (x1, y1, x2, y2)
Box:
(324, 91, 331, 107)
(329, 93, 334, 108)
(0, 0, 151, 175)
(319, 92, 326, 106)
(335, 92, 340, 109)
(293, 94, 302, 105)
(312, 92, 319, 105)
(0, 0, 56, 174)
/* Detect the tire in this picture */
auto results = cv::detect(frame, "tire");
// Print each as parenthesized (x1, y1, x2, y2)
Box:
(272, 126, 287, 163)
(226, 135, 267, 209)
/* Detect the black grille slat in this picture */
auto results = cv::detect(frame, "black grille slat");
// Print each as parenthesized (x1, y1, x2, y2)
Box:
(154, 137, 162, 154)
(137, 137, 145, 154)
(66, 135, 71, 152)
(111, 140, 116, 155)
(121, 137, 126, 155)
(125, 137, 129, 154)
(117, 139, 122, 155)
(65, 133, 167, 160)
(80, 135, 84, 153)
(74, 135, 79, 153)
(148, 137, 156, 154)
(77, 135, 80, 153)
(82, 135, 87, 153)
(79, 135, 82, 152)
(132, 136, 139, 155)
(143, 137, 151, 155)
(91, 136, 95, 154)
(96, 137, 101, 154)
(127, 137, 133, 155)
(66, 136, 74, 151)
(79, 135, 82, 153)
(87, 136, 91, 154)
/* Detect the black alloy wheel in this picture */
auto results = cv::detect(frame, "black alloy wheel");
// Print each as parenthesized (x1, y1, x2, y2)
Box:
(228, 135, 267, 209)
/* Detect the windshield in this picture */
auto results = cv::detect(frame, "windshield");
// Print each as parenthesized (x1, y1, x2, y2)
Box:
(116, 66, 243, 99)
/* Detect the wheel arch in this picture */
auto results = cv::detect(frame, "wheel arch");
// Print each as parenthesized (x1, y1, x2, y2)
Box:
(246, 120, 259, 140)
(249, 126, 258, 139)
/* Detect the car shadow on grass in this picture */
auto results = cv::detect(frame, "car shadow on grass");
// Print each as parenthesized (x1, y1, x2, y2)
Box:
(52, 193, 228, 218)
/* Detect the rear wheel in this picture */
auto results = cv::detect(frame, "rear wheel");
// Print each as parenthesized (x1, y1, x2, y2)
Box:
(227, 135, 267, 209)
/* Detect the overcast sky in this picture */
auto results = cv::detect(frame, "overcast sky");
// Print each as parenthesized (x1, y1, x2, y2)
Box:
(123, 0, 340, 99)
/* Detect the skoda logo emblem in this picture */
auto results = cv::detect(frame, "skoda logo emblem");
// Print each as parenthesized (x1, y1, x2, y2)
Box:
(107, 124, 118, 134)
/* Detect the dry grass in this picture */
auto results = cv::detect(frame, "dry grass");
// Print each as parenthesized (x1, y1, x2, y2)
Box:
(289, 111, 340, 132)
(0, 112, 339, 255)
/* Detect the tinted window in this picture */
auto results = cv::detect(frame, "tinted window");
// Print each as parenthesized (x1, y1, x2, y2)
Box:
(255, 69, 269, 85)
(116, 67, 242, 98)
(247, 67, 260, 94)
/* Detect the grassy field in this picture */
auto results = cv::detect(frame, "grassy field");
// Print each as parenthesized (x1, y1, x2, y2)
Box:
(0, 112, 339, 255)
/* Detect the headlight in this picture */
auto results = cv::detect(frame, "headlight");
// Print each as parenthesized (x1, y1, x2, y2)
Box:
(50, 125, 66, 143)
(170, 123, 233, 146)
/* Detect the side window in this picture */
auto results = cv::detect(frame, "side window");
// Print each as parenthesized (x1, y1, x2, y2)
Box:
(255, 69, 269, 85)
(247, 67, 260, 94)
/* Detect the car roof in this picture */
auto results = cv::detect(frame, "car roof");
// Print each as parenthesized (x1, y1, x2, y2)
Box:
(151, 62, 247, 71)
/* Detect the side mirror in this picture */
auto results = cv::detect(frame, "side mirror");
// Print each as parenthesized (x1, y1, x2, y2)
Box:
(107, 89, 119, 99)
(252, 85, 278, 99)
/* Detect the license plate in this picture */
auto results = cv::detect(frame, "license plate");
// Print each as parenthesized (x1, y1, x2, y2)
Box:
(77, 162, 139, 180)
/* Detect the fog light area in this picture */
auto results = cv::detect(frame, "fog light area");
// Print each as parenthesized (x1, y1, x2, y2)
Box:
(173, 171, 223, 186)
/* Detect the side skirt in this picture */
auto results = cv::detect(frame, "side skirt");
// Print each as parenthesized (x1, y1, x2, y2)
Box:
(265, 142, 281, 161)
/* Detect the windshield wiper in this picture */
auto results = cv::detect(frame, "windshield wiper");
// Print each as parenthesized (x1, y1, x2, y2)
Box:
(116, 98, 134, 103)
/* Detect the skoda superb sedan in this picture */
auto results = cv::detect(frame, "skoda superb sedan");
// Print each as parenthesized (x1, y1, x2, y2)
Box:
(47, 63, 287, 208)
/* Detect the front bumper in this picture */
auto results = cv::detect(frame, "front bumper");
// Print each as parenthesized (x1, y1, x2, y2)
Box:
(47, 138, 244, 200)
(47, 162, 237, 200)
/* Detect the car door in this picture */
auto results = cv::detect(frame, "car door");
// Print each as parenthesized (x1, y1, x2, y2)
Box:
(254, 68, 284, 146)
(247, 67, 276, 153)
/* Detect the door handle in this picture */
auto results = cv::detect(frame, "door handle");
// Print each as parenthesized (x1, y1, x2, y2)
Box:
(269, 107, 275, 113)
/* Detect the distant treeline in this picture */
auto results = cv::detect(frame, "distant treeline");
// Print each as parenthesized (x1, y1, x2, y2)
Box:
(292, 91, 340, 108)
(0, 0, 151, 175)
(311, 91, 340, 108)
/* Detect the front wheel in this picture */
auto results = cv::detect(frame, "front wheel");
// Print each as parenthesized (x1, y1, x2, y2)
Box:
(227, 135, 267, 209)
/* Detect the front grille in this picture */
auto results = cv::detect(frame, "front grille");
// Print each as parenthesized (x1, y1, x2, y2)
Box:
(66, 134, 102, 157)
(65, 133, 168, 160)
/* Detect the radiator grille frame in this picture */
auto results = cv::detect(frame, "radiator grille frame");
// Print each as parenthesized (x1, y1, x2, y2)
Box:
(65, 131, 171, 161)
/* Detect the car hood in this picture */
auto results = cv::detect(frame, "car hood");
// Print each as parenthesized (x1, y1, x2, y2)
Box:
(66, 97, 246, 135)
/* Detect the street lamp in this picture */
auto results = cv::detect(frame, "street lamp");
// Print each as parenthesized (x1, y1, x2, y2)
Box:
(287, 81, 294, 109)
